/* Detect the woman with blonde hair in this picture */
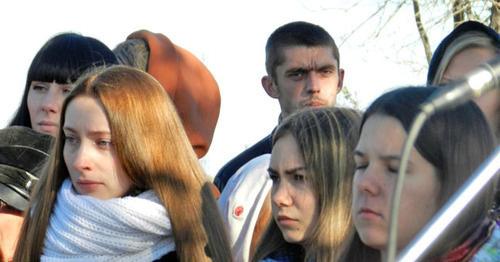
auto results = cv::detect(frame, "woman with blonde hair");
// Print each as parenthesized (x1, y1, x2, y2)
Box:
(251, 107, 361, 261)
(14, 65, 231, 261)
(427, 20, 499, 139)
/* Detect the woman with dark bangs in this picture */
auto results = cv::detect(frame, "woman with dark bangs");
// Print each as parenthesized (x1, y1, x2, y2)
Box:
(9, 33, 117, 137)
(1, 33, 116, 261)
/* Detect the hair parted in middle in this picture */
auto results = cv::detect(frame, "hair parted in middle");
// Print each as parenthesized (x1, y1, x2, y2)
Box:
(265, 21, 340, 81)
(252, 107, 362, 262)
(339, 86, 498, 262)
(14, 65, 231, 262)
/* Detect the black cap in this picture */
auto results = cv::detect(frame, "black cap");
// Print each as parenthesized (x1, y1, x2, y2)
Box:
(0, 126, 53, 211)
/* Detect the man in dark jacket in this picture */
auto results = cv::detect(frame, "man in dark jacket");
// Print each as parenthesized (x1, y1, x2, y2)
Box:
(214, 21, 345, 192)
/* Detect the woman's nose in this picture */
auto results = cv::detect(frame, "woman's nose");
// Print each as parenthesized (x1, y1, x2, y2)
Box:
(72, 143, 93, 172)
(272, 182, 293, 207)
(355, 165, 381, 196)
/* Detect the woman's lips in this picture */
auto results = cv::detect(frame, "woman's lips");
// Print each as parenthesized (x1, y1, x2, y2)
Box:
(37, 121, 58, 133)
(277, 215, 298, 226)
(77, 179, 103, 192)
(358, 208, 382, 219)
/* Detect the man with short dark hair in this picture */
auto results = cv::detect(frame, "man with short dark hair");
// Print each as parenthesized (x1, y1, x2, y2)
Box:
(214, 21, 344, 191)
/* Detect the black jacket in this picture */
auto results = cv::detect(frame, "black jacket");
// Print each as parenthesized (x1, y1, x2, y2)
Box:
(213, 133, 273, 192)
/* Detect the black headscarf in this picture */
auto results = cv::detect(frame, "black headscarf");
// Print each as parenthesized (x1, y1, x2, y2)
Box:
(427, 20, 500, 85)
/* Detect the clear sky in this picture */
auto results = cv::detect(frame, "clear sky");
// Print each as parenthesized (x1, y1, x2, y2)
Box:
(0, 0, 448, 176)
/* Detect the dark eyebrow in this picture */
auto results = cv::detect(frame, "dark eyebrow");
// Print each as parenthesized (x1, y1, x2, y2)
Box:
(286, 64, 337, 74)
(355, 151, 408, 167)
(268, 167, 306, 174)
(268, 167, 278, 174)
(318, 64, 336, 71)
(354, 150, 400, 160)
(62, 126, 76, 134)
(380, 155, 401, 161)
(354, 150, 364, 158)
(284, 167, 306, 175)
(285, 67, 309, 74)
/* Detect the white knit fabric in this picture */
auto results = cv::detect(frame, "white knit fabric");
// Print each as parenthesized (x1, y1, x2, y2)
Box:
(42, 179, 175, 262)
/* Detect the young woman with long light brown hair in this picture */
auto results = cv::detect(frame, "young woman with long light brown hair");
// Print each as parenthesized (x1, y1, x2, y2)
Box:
(14, 65, 231, 261)
(251, 107, 361, 261)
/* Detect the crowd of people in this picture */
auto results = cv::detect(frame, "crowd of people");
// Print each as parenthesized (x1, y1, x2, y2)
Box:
(0, 19, 498, 262)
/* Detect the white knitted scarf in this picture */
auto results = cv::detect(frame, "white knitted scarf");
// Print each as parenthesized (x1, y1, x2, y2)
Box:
(41, 179, 175, 261)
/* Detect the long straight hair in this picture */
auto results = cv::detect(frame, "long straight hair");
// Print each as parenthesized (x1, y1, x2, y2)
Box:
(340, 87, 497, 261)
(14, 66, 231, 261)
(252, 107, 361, 261)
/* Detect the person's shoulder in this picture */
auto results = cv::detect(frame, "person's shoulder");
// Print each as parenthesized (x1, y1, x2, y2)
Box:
(214, 133, 273, 191)
(218, 153, 272, 207)
(222, 134, 273, 170)
(233, 154, 272, 180)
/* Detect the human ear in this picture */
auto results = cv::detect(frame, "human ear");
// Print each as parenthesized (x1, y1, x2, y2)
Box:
(262, 76, 279, 99)
(337, 68, 345, 93)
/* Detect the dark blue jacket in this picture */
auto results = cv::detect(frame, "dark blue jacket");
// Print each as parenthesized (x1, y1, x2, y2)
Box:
(213, 133, 273, 192)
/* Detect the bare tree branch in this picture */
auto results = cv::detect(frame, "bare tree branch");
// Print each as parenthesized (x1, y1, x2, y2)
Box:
(335, 0, 495, 76)
(452, 0, 466, 27)
(491, 0, 500, 31)
(412, 0, 433, 64)
(374, 1, 406, 38)
(339, 0, 392, 45)
(465, 1, 473, 19)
